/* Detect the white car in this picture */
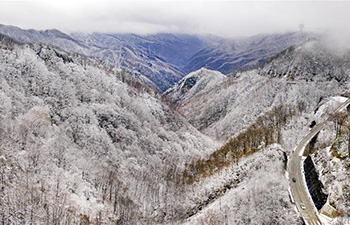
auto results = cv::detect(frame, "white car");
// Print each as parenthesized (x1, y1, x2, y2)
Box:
(300, 203, 306, 210)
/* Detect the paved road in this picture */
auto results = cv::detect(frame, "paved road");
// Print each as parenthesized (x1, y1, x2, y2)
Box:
(288, 98, 350, 225)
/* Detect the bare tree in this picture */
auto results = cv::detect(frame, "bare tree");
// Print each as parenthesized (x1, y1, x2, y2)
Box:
(344, 122, 350, 157)
(297, 100, 307, 115)
(330, 112, 347, 137)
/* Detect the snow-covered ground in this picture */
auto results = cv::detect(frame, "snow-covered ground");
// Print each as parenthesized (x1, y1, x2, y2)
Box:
(0, 37, 220, 224)
(164, 68, 226, 105)
(1, 32, 350, 224)
(175, 40, 350, 141)
(182, 144, 302, 225)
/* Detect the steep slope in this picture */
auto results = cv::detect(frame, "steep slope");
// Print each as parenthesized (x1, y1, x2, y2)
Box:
(0, 34, 219, 224)
(260, 40, 350, 82)
(0, 24, 89, 52)
(174, 40, 350, 141)
(0, 24, 318, 92)
(172, 41, 350, 224)
(0, 24, 212, 91)
(164, 68, 226, 105)
(183, 32, 316, 75)
(183, 144, 302, 225)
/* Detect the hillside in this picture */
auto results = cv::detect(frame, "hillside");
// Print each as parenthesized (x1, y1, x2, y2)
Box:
(0, 24, 316, 92)
(164, 68, 226, 105)
(183, 144, 302, 225)
(172, 40, 350, 141)
(183, 32, 316, 75)
(2, 28, 350, 224)
(0, 34, 220, 224)
(0, 24, 212, 91)
(260, 40, 350, 82)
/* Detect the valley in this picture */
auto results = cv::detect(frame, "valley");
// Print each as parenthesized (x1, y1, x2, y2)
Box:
(1, 22, 350, 225)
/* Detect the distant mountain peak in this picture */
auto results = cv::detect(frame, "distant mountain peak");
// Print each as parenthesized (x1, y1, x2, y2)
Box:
(0, 24, 319, 92)
(260, 39, 350, 83)
(183, 32, 317, 75)
(165, 68, 226, 105)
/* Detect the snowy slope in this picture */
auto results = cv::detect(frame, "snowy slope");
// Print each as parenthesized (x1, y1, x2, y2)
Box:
(260, 40, 350, 83)
(182, 144, 302, 225)
(183, 32, 317, 74)
(164, 68, 226, 105)
(0, 24, 212, 91)
(174, 40, 350, 140)
(0, 34, 219, 224)
(0, 24, 317, 92)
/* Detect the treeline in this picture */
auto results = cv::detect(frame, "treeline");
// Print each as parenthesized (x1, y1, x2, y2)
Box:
(329, 109, 350, 159)
(183, 104, 301, 185)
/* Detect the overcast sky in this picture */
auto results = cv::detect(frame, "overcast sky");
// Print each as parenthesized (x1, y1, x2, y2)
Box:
(0, 1, 349, 37)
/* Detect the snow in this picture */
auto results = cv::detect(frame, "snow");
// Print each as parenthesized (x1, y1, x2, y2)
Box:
(314, 96, 348, 122)
(182, 144, 302, 225)
(1, 30, 350, 224)
(164, 68, 226, 105)
(0, 155, 6, 161)
(167, 39, 350, 224)
(0, 39, 220, 224)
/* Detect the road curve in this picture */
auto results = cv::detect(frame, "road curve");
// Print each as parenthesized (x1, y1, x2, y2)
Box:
(288, 98, 350, 225)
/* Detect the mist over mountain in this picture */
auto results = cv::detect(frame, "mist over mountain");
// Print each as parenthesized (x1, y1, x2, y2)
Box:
(183, 32, 317, 75)
(169, 39, 350, 139)
(0, 24, 216, 91)
(166, 39, 350, 224)
(1, 13, 350, 224)
(0, 24, 315, 92)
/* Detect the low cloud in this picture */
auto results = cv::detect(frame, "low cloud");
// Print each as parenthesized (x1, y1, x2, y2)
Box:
(0, 1, 350, 38)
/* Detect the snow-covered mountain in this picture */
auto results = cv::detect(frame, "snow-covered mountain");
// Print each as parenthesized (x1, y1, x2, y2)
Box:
(183, 32, 317, 75)
(260, 40, 350, 82)
(3, 24, 350, 224)
(164, 38, 350, 224)
(171, 39, 350, 140)
(164, 68, 226, 105)
(0, 24, 212, 91)
(0, 34, 220, 224)
(0, 24, 316, 92)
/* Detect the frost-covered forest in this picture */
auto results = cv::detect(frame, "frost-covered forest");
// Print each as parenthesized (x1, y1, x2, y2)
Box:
(1, 28, 350, 225)
(168, 41, 350, 141)
(166, 39, 350, 224)
(0, 34, 220, 224)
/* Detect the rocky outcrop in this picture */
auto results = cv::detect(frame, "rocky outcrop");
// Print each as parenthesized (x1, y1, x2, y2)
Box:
(304, 156, 328, 210)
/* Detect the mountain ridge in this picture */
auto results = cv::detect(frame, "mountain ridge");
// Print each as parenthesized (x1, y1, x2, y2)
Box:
(164, 68, 226, 105)
(183, 32, 317, 75)
(2, 26, 350, 224)
(0, 24, 315, 92)
(0, 34, 220, 224)
(0, 24, 211, 91)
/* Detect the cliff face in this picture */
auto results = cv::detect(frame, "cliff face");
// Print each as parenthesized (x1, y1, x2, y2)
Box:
(304, 156, 328, 210)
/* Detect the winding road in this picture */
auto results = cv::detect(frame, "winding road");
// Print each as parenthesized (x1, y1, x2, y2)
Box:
(288, 98, 350, 225)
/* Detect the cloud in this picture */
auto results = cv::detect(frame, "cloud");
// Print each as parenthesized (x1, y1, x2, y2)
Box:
(0, 1, 350, 37)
